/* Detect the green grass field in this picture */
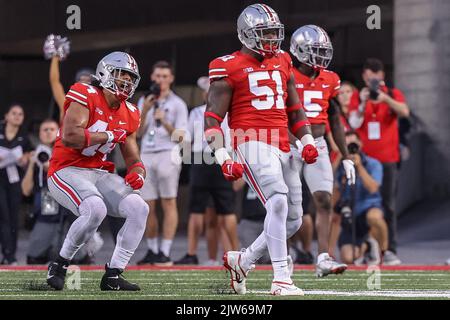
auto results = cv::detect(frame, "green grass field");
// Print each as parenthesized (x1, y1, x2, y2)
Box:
(1, 267, 450, 300)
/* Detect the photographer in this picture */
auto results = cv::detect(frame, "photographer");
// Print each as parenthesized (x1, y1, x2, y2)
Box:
(22, 120, 102, 264)
(137, 60, 188, 265)
(348, 58, 409, 265)
(337, 131, 388, 265)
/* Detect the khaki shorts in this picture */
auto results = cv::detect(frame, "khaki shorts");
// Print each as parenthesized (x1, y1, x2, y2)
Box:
(140, 150, 182, 201)
(296, 136, 334, 194)
(48, 166, 138, 217)
(233, 141, 303, 218)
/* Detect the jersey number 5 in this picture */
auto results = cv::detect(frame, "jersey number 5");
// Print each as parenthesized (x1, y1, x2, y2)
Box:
(248, 71, 284, 110)
(303, 90, 323, 118)
(82, 120, 115, 157)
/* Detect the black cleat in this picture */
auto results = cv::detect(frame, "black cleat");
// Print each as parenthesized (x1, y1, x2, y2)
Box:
(47, 260, 69, 290)
(136, 250, 158, 265)
(100, 264, 140, 291)
(174, 253, 199, 265)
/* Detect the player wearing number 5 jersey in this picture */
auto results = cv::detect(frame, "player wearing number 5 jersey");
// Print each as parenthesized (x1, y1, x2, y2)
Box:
(46, 52, 149, 291)
(289, 25, 356, 277)
(205, 4, 318, 296)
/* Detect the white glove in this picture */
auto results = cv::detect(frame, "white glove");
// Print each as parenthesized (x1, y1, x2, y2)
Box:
(342, 159, 356, 185)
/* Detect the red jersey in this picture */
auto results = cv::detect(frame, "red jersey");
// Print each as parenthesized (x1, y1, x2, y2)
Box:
(349, 86, 406, 163)
(48, 82, 140, 176)
(209, 50, 293, 152)
(293, 68, 341, 125)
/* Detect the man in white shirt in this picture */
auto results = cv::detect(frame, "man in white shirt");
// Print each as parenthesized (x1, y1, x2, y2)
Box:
(137, 61, 188, 266)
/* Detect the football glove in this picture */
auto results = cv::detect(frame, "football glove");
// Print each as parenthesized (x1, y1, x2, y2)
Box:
(302, 144, 319, 164)
(125, 172, 144, 190)
(221, 160, 244, 181)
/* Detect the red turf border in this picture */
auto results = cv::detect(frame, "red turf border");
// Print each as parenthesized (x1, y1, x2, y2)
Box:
(1, 265, 450, 271)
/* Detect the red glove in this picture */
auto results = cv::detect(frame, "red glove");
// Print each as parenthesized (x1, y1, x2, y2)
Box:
(221, 160, 244, 181)
(125, 172, 145, 190)
(106, 129, 127, 144)
(302, 144, 319, 164)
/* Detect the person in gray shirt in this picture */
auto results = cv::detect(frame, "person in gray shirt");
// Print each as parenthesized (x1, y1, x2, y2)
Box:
(137, 61, 188, 265)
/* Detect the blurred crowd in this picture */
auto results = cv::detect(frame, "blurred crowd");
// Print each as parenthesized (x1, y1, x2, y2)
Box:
(0, 51, 412, 267)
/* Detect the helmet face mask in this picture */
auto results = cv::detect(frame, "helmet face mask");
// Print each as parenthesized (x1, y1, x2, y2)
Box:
(238, 4, 284, 57)
(95, 52, 141, 101)
(290, 25, 334, 70)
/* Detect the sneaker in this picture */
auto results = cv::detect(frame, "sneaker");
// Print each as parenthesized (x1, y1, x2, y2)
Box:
(223, 251, 254, 295)
(316, 253, 347, 277)
(100, 264, 140, 291)
(270, 280, 304, 296)
(137, 250, 158, 265)
(46, 260, 69, 290)
(154, 252, 173, 266)
(174, 254, 199, 265)
(383, 250, 401, 266)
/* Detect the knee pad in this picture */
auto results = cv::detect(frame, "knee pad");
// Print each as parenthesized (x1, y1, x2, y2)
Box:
(264, 193, 288, 217)
(286, 216, 303, 239)
(79, 196, 107, 226)
(118, 193, 149, 220)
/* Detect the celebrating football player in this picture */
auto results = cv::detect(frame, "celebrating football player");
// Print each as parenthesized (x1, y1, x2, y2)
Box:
(46, 52, 149, 291)
(289, 25, 356, 277)
(205, 4, 318, 296)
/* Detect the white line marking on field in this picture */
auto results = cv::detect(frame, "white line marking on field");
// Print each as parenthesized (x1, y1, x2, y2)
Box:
(248, 289, 450, 298)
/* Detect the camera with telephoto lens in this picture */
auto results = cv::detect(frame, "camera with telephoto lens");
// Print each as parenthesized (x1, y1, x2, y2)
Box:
(34, 144, 52, 166)
(146, 80, 161, 98)
(368, 78, 380, 100)
(347, 142, 360, 155)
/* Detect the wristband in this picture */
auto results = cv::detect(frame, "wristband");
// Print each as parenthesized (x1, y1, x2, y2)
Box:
(84, 129, 91, 148)
(127, 161, 146, 175)
(205, 111, 224, 124)
(105, 131, 114, 143)
(214, 147, 231, 165)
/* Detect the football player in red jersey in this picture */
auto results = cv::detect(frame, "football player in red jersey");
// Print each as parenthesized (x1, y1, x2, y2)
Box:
(205, 4, 318, 296)
(46, 52, 149, 291)
(289, 25, 356, 276)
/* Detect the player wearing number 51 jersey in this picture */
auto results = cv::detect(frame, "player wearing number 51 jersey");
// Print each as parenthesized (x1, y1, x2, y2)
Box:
(46, 52, 149, 292)
(289, 25, 356, 277)
(206, 4, 319, 296)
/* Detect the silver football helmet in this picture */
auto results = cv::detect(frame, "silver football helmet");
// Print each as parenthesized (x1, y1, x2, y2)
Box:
(237, 4, 284, 57)
(94, 51, 140, 101)
(290, 25, 333, 69)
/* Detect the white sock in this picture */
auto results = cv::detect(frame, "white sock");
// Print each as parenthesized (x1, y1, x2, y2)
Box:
(110, 194, 149, 270)
(160, 239, 173, 257)
(146, 238, 159, 254)
(60, 196, 107, 260)
(272, 259, 290, 282)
